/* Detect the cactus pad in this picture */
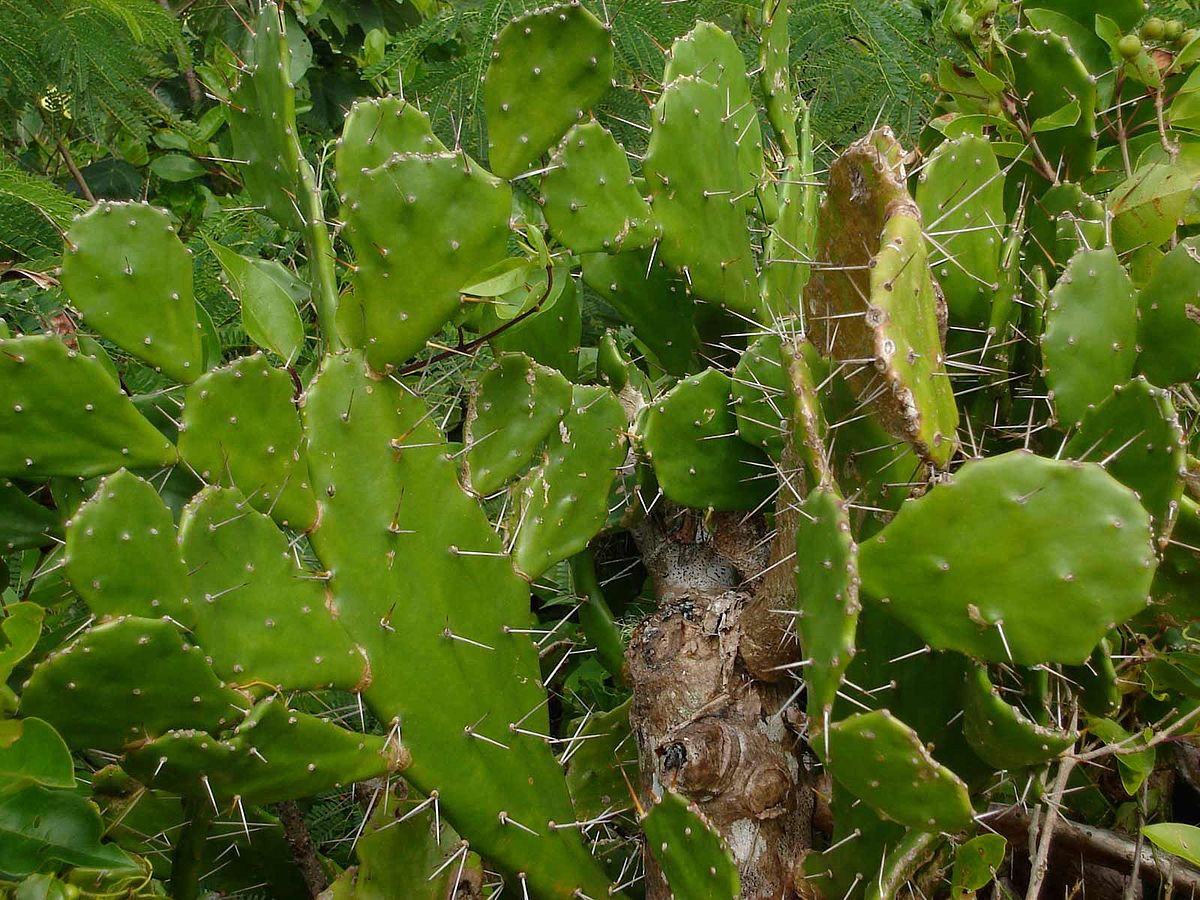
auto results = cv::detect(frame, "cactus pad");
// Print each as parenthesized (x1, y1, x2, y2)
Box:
(732, 334, 793, 461)
(805, 130, 959, 467)
(64, 470, 192, 626)
(640, 369, 774, 511)
(125, 697, 396, 805)
(228, 6, 304, 230)
(484, 2, 614, 179)
(663, 22, 771, 221)
(61, 202, 202, 382)
(643, 76, 761, 319)
(335, 97, 444, 199)
(859, 451, 1156, 664)
(795, 487, 860, 719)
(511, 385, 626, 580)
(963, 665, 1076, 770)
(541, 121, 658, 253)
(342, 151, 512, 370)
(824, 709, 974, 831)
(0, 335, 177, 477)
(179, 487, 368, 691)
(580, 249, 698, 374)
(1043, 247, 1138, 426)
(1064, 377, 1185, 534)
(1007, 28, 1097, 180)
(179, 354, 317, 530)
(1136, 236, 1200, 385)
(20, 617, 243, 752)
(303, 351, 612, 898)
(916, 135, 1006, 328)
(642, 789, 740, 900)
(465, 353, 572, 497)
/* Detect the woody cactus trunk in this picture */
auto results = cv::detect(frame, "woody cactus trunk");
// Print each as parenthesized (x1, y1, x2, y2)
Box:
(4, 0, 1200, 898)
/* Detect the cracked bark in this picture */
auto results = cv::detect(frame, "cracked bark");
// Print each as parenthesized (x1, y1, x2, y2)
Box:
(627, 506, 812, 899)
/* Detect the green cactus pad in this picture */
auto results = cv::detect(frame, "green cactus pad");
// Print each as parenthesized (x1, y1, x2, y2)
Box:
(125, 696, 396, 806)
(324, 787, 481, 899)
(1007, 28, 1097, 181)
(564, 700, 637, 821)
(642, 789, 740, 900)
(580, 249, 698, 374)
(1064, 377, 1185, 533)
(1067, 639, 1120, 717)
(465, 353, 572, 497)
(962, 665, 1077, 770)
(643, 76, 761, 319)
(179, 487, 368, 691)
(732, 334, 793, 461)
(1025, 183, 1105, 275)
(802, 784, 906, 900)
(1043, 247, 1138, 426)
(786, 341, 833, 487)
(795, 487, 860, 719)
(859, 451, 1156, 664)
(303, 351, 613, 898)
(511, 385, 626, 580)
(484, 2, 614, 179)
(0, 480, 59, 552)
(805, 130, 958, 468)
(61, 202, 202, 383)
(663, 21, 772, 221)
(228, 6, 304, 230)
(824, 709, 974, 831)
(179, 354, 317, 531)
(541, 121, 658, 253)
(640, 369, 775, 511)
(343, 151, 512, 370)
(64, 470, 192, 626)
(868, 212, 960, 466)
(1136, 237, 1200, 385)
(335, 97, 445, 199)
(916, 135, 1006, 328)
(0, 335, 177, 478)
(20, 617, 243, 752)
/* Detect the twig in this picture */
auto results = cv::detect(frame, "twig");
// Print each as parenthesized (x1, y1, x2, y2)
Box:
(274, 800, 329, 897)
(394, 266, 556, 377)
(1026, 751, 1077, 900)
(985, 804, 1200, 893)
(56, 139, 95, 203)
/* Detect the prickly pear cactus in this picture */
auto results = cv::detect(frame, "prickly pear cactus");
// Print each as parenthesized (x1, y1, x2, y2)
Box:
(5, 1, 1200, 898)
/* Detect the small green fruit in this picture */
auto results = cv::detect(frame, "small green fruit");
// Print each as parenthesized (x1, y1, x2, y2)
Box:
(1141, 17, 1166, 41)
(950, 12, 976, 38)
(1166, 20, 1185, 41)
(1119, 34, 1144, 59)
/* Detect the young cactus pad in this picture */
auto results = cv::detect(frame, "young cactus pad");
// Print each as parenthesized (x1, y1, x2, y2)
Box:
(60, 202, 203, 382)
(859, 451, 1156, 664)
(484, 2, 615, 179)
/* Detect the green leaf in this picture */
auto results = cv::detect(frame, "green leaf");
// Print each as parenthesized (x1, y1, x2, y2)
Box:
(0, 719, 74, 789)
(0, 782, 137, 878)
(952, 834, 1006, 898)
(1142, 823, 1200, 865)
(461, 258, 535, 297)
(149, 153, 207, 182)
(206, 239, 307, 363)
(1031, 99, 1081, 133)
(0, 603, 43, 682)
(1087, 718, 1155, 795)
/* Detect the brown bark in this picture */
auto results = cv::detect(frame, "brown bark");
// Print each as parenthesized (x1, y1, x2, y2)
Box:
(627, 507, 813, 899)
